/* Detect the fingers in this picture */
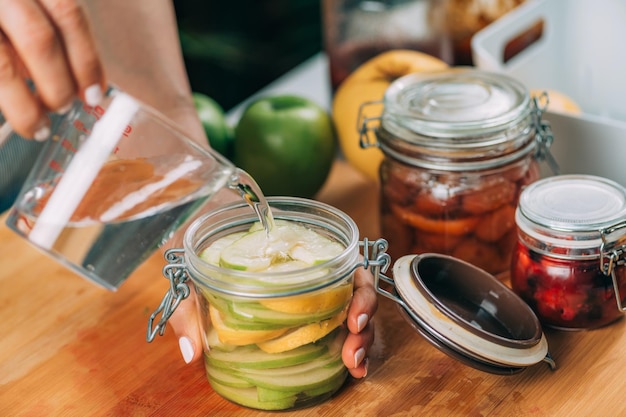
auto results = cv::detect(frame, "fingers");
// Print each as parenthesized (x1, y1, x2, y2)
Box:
(167, 286, 203, 364)
(0, 0, 105, 139)
(38, 0, 105, 104)
(343, 319, 375, 378)
(343, 267, 378, 378)
(0, 29, 48, 140)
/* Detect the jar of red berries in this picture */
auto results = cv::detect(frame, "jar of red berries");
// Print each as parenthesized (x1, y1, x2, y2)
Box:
(511, 174, 626, 330)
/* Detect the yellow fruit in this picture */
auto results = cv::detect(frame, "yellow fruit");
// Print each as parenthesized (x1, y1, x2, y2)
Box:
(257, 307, 348, 354)
(530, 89, 582, 115)
(332, 50, 448, 181)
(259, 283, 352, 315)
(209, 305, 288, 346)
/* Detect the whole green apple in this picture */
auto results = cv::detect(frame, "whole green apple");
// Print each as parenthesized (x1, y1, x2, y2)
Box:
(233, 95, 336, 198)
(192, 92, 233, 158)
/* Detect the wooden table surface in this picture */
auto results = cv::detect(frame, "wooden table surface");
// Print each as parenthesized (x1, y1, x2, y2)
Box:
(2, 159, 626, 417)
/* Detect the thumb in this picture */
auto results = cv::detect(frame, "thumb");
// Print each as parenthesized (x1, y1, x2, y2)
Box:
(167, 285, 204, 364)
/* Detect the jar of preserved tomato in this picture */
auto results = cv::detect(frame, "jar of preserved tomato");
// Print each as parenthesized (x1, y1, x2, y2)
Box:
(359, 68, 557, 277)
(511, 175, 626, 330)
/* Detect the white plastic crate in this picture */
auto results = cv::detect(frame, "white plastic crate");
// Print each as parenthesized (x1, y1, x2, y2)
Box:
(472, 0, 626, 185)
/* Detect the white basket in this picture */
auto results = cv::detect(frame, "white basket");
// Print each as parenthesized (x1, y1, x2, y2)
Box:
(471, 0, 626, 185)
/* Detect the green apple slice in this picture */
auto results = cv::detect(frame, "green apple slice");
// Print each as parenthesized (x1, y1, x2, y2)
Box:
(200, 231, 247, 265)
(207, 342, 328, 370)
(288, 235, 344, 265)
(217, 220, 345, 272)
(303, 368, 347, 397)
(255, 366, 347, 403)
(218, 229, 290, 271)
(256, 386, 300, 402)
(206, 365, 253, 388)
(228, 299, 343, 327)
(237, 357, 346, 392)
(209, 379, 297, 410)
(239, 353, 342, 378)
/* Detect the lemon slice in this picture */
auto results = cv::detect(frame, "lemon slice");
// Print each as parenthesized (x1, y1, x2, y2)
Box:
(259, 283, 352, 315)
(209, 305, 289, 346)
(257, 307, 348, 354)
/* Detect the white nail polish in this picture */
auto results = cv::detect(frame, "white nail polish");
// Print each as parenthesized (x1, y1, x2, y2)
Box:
(357, 313, 369, 333)
(33, 125, 50, 141)
(362, 357, 369, 377)
(85, 84, 103, 106)
(56, 102, 74, 114)
(354, 347, 366, 368)
(178, 336, 194, 364)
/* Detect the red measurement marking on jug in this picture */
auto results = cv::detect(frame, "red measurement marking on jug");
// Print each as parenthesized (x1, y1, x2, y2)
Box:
(60, 139, 77, 153)
(49, 159, 64, 173)
(73, 119, 90, 134)
(83, 103, 105, 120)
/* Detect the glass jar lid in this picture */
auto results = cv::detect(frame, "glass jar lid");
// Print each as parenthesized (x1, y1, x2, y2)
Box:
(517, 175, 626, 248)
(390, 253, 552, 374)
(382, 68, 531, 139)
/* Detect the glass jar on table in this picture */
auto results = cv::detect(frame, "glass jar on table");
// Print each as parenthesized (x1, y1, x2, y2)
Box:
(359, 68, 557, 277)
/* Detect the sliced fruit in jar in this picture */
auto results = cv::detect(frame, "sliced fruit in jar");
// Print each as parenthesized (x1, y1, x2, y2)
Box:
(244, 333, 343, 377)
(389, 203, 479, 235)
(218, 229, 282, 271)
(414, 231, 462, 253)
(259, 283, 352, 315)
(206, 327, 237, 352)
(257, 386, 301, 402)
(200, 231, 247, 265)
(257, 307, 348, 354)
(208, 379, 297, 411)
(301, 368, 347, 397)
(474, 204, 516, 242)
(207, 339, 328, 370)
(229, 299, 345, 326)
(413, 189, 461, 216)
(206, 365, 254, 389)
(288, 233, 344, 265)
(216, 220, 344, 271)
(461, 179, 516, 214)
(209, 305, 288, 345)
(207, 295, 296, 330)
(237, 356, 346, 392)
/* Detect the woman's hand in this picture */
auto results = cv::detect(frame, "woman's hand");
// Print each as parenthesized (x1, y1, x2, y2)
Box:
(342, 267, 378, 378)
(0, 0, 106, 140)
(168, 267, 379, 379)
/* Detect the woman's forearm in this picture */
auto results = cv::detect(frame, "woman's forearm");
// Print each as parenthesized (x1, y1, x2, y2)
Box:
(81, 0, 206, 145)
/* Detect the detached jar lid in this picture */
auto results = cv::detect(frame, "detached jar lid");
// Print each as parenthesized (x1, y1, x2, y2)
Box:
(382, 68, 530, 139)
(390, 253, 553, 374)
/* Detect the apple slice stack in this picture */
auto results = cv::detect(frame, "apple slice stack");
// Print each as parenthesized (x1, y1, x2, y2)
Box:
(197, 219, 353, 410)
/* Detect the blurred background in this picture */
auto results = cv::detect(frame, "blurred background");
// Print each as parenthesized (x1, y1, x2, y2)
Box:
(174, 0, 323, 111)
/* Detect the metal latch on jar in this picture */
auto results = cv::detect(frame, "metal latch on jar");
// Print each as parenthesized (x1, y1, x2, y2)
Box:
(600, 222, 626, 312)
(147, 249, 189, 343)
(356, 100, 382, 151)
(531, 92, 560, 175)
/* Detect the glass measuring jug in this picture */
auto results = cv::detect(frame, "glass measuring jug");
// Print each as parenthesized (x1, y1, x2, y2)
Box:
(5, 86, 237, 290)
